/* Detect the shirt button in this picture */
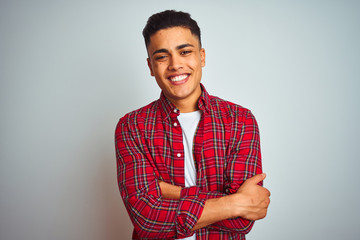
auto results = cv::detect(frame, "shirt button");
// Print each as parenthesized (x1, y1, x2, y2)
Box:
(173, 122, 178, 127)
(174, 109, 178, 113)
(177, 153, 181, 157)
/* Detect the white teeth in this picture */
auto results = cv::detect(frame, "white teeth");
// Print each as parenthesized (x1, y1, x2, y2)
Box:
(169, 74, 188, 82)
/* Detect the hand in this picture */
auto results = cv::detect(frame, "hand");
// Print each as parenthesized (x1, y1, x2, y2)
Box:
(227, 173, 270, 220)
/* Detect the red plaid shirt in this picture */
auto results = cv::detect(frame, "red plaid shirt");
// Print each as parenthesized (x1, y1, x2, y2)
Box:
(115, 85, 262, 239)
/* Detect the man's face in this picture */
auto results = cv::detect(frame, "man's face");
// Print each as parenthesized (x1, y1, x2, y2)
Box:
(147, 27, 205, 112)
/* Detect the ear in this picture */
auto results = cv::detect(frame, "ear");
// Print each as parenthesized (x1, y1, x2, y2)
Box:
(147, 58, 154, 76)
(200, 48, 206, 67)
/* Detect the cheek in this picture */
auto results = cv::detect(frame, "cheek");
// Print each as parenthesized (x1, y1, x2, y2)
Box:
(153, 62, 167, 74)
(190, 59, 202, 70)
(189, 56, 203, 67)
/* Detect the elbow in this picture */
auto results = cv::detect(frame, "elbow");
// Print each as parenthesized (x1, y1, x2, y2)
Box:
(133, 228, 152, 239)
(132, 224, 153, 238)
(130, 214, 176, 239)
(238, 219, 255, 235)
(210, 219, 255, 235)
(133, 226, 175, 239)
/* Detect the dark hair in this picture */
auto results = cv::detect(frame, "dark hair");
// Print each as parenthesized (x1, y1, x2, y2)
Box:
(142, 10, 201, 48)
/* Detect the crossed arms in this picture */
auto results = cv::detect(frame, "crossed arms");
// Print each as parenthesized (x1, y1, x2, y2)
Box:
(159, 173, 270, 231)
(115, 109, 270, 239)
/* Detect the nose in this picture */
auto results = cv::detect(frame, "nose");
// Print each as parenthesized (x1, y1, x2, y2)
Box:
(168, 55, 182, 71)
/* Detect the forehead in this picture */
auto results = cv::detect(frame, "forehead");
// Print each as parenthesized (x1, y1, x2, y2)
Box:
(148, 27, 200, 51)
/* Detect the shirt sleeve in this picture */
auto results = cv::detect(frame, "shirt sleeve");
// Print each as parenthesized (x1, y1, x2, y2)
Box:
(182, 110, 263, 234)
(115, 118, 206, 239)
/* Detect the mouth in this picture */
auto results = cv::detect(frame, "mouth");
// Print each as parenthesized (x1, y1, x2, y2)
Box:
(168, 74, 190, 83)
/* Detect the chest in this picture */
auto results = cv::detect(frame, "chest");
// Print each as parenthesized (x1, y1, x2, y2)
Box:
(144, 114, 234, 188)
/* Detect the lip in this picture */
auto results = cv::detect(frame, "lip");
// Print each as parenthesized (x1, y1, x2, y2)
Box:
(167, 74, 190, 85)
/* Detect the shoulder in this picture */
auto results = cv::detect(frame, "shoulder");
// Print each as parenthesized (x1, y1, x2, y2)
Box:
(209, 95, 254, 120)
(208, 95, 260, 137)
(116, 100, 159, 132)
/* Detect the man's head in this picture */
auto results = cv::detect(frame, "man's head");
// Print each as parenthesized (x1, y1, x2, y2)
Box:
(142, 10, 202, 50)
(144, 10, 205, 113)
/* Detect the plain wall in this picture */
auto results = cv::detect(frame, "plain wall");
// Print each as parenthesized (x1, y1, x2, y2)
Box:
(1, 0, 359, 239)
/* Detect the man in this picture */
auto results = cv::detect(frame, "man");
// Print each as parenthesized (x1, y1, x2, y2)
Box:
(115, 10, 270, 239)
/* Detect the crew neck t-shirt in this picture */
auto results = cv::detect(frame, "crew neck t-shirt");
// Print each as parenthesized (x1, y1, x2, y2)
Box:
(176, 110, 201, 240)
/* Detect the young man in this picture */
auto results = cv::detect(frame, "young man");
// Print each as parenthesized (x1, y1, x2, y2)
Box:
(115, 10, 270, 239)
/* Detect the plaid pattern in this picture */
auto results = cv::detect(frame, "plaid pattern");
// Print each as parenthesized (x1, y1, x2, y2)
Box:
(115, 85, 262, 239)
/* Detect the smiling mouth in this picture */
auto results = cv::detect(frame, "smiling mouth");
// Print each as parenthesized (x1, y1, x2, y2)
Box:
(169, 74, 189, 82)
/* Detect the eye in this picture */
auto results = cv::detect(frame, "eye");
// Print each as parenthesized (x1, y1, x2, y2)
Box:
(155, 55, 167, 61)
(180, 50, 192, 55)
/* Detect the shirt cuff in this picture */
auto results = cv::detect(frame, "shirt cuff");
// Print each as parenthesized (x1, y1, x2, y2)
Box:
(175, 187, 206, 238)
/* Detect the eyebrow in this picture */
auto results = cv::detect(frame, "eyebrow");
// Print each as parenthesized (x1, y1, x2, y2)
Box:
(152, 43, 195, 56)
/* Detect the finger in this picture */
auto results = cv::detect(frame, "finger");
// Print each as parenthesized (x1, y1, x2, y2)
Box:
(266, 189, 271, 197)
(246, 173, 266, 184)
(260, 186, 271, 197)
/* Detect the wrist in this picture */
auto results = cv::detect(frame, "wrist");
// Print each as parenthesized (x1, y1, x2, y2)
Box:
(218, 195, 237, 219)
(222, 192, 249, 219)
(159, 181, 181, 199)
(192, 195, 238, 231)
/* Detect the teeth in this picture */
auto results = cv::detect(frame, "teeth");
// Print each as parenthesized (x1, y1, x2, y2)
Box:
(170, 74, 188, 82)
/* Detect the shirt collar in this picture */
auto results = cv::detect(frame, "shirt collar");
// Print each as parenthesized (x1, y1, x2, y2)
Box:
(158, 83, 211, 120)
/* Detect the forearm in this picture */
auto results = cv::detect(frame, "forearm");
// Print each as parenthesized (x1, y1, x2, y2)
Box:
(192, 196, 233, 231)
(159, 181, 182, 199)
(159, 174, 269, 233)
(124, 194, 179, 238)
(159, 182, 238, 230)
(121, 180, 206, 239)
(159, 182, 252, 233)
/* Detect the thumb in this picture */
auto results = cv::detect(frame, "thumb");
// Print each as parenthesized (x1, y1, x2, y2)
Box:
(245, 173, 266, 185)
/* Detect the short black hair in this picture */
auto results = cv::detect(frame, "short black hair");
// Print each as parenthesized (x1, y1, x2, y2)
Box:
(142, 10, 201, 48)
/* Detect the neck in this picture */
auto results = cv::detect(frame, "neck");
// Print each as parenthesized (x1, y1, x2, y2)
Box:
(166, 93, 201, 113)
(174, 100, 199, 113)
(163, 84, 203, 113)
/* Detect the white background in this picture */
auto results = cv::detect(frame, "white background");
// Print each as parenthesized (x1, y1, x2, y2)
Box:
(1, 0, 359, 239)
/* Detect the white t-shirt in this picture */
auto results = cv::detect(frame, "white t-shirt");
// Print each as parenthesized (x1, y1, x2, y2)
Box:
(176, 110, 201, 240)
